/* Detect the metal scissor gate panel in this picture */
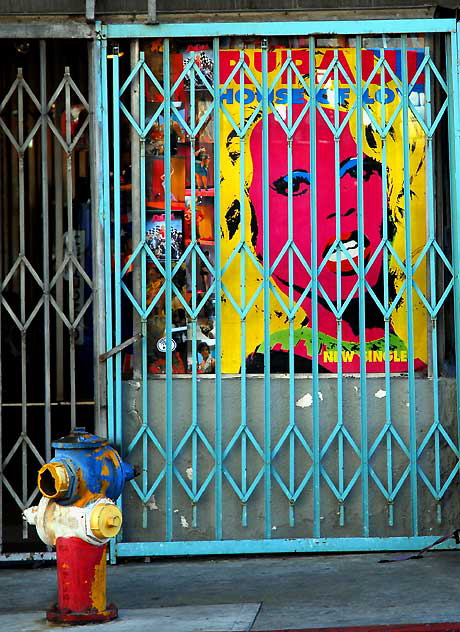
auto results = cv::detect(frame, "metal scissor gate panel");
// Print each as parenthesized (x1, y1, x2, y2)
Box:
(103, 20, 460, 557)
(0, 38, 102, 557)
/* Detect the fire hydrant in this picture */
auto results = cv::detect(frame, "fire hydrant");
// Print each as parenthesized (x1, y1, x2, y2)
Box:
(23, 426, 136, 624)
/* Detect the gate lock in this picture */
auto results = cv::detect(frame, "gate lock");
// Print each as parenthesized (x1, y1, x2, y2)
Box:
(23, 426, 136, 624)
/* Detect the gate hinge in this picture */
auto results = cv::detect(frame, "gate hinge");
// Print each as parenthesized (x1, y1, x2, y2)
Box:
(95, 21, 106, 40)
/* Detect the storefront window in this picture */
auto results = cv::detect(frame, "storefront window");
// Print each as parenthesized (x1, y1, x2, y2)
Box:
(117, 35, 433, 377)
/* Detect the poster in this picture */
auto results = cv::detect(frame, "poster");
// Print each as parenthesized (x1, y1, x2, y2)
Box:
(219, 48, 428, 373)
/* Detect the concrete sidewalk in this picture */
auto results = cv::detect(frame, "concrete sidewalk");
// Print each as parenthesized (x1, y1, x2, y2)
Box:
(1, 551, 460, 631)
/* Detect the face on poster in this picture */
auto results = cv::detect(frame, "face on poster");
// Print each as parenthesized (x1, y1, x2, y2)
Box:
(219, 47, 428, 374)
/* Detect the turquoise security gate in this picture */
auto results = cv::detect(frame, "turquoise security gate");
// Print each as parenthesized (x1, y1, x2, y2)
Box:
(100, 19, 460, 557)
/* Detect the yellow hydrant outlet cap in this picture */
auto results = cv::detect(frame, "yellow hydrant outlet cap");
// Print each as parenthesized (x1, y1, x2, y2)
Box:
(90, 503, 123, 539)
(38, 463, 70, 499)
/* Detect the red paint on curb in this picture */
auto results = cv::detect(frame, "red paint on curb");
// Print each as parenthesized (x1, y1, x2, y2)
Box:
(255, 624, 460, 632)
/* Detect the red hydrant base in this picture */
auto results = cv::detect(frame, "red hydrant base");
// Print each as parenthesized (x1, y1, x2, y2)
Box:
(46, 602, 118, 624)
(50, 537, 118, 623)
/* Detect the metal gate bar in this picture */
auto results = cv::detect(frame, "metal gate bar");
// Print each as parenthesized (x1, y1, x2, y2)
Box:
(106, 20, 457, 38)
(448, 27, 460, 458)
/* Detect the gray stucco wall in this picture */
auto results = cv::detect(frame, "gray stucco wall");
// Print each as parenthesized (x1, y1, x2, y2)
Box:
(121, 376, 459, 544)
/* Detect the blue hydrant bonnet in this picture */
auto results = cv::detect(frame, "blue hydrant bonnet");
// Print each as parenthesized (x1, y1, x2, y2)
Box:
(38, 426, 135, 505)
(52, 427, 109, 449)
